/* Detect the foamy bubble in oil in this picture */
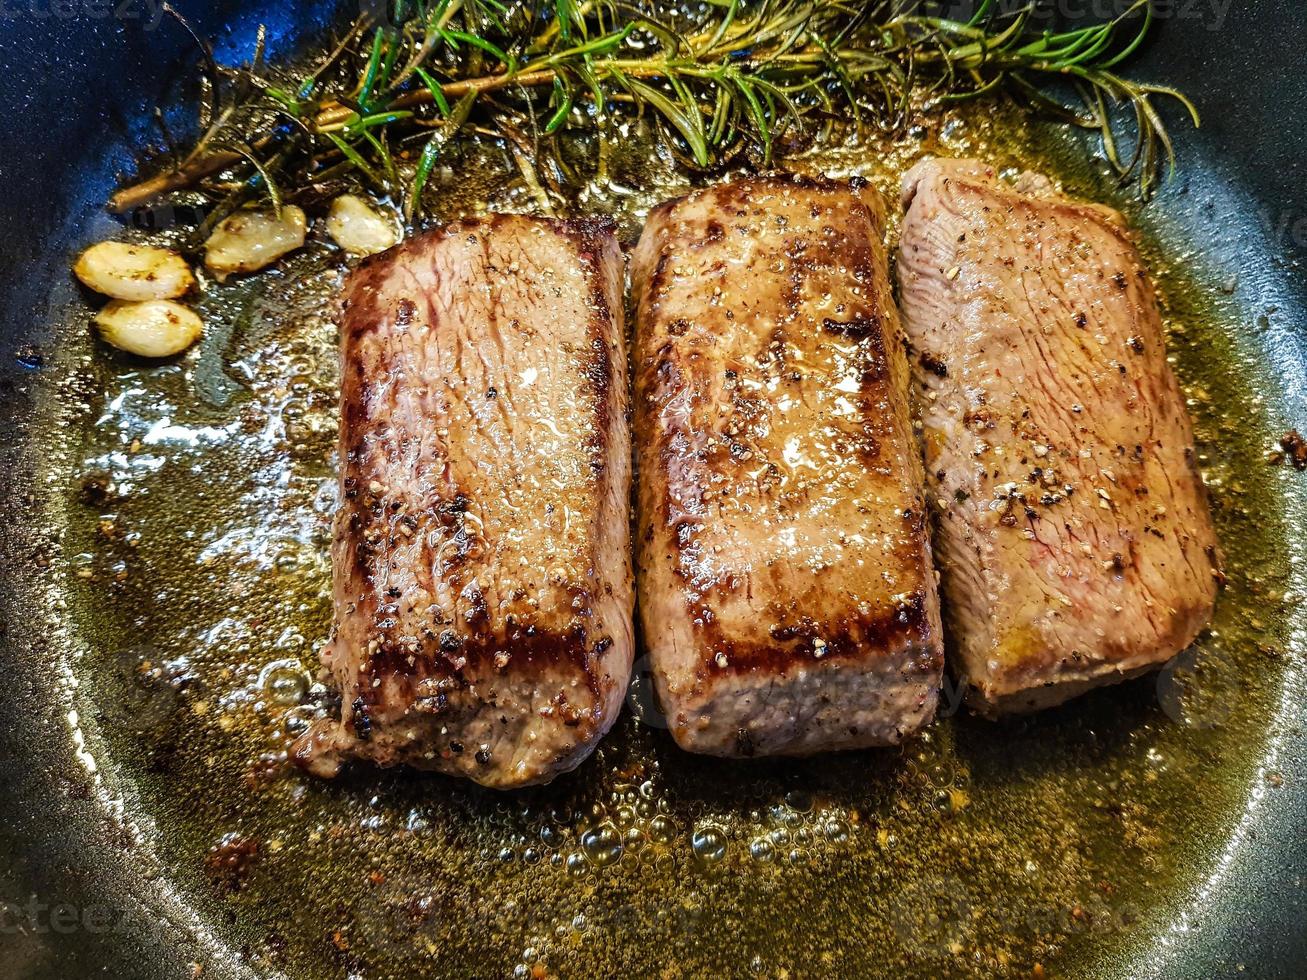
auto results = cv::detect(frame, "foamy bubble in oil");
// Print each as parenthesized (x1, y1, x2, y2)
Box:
(580, 822, 623, 868)
(255, 660, 310, 720)
(648, 814, 675, 843)
(691, 825, 728, 866)
(823, 817, 850, 843)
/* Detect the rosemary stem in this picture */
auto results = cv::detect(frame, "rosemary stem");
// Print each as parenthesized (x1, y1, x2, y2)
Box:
(109, 149, 245, 212)
(313, 63, 689, 131)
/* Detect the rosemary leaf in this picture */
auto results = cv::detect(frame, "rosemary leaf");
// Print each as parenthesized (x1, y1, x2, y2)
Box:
(117, 0, 1200, 218)
(406, 91, 477, 220)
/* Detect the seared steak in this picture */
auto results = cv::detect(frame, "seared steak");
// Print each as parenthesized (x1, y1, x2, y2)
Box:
(632, 174, 944, 757)
(896, 158, 1219, 713)
(295, 215, 634, 787)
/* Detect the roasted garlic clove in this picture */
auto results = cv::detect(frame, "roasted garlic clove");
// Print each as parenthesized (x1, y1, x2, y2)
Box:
(73, 241, 195, 301)
(326, 194, 399, 256)
(204, 206, 307, 280)
(94, 299, 204, 358)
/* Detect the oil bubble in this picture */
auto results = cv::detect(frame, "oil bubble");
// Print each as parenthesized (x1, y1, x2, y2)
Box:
(823, 818, 850, 843)
(649, 815, 676, 843)
(580, 823, 623, 868)
(784, 789, 813, 812)
(260, 662, 309, 707)
(691, 825, 727, 866)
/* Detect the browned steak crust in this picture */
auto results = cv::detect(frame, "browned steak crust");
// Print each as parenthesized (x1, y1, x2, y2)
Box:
(632, 174, 944, 757)
(294, 215, 634, 787)
(896, 158, 1220, 713)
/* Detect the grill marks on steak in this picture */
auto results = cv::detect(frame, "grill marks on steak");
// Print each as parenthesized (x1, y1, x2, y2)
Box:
(632, 174, 944, 757)
(896, 158, 1219, 713)
(294, 215, 634, 787)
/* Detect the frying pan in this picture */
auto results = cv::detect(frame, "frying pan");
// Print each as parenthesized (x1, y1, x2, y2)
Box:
(0, 2, 1303, 977)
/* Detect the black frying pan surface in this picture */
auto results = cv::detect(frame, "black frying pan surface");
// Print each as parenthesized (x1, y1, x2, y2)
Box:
(0, 2, 1304, 978)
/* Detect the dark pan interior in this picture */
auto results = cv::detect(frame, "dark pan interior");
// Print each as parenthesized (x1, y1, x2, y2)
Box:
(0, 2, 1304, 977)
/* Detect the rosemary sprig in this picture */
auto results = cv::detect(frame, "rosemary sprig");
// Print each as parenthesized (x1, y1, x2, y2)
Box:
(896, 0, 1199, 197)
(110, 0, 1198, 219)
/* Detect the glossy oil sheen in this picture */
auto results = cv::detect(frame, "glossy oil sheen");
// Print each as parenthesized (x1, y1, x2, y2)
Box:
(0, 3, 1303, 979)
